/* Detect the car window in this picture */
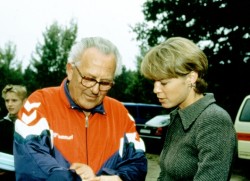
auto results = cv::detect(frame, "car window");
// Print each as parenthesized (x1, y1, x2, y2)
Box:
(139, 106, 167, 120)
(123, 103, 169, 125)
(239, 98, 250, 122)
(125, 105, 138, 119)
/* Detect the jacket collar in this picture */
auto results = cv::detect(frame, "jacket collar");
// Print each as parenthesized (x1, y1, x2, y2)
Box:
(170, 93, 216, 130)
(2, 113, 16, 123)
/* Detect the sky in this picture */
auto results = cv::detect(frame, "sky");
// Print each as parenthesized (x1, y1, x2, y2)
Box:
(0, 0, 145, 70)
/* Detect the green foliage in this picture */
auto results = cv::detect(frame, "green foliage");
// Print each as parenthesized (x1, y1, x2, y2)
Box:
(109, 58, 159, 104)
(132, 0, 250, 118)
(0, 42, 25, 117)
(31, 20, 77, 88)
(0, 21, 78, 116)
(22, 65, 40, 94)
(108, 66, 137, 101)
(0, 42, 22, 70)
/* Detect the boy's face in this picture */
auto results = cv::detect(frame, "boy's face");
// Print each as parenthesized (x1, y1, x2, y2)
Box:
(5, 92, 24, 116)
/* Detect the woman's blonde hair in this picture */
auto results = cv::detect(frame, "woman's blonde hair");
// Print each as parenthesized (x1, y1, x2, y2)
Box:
(140, 37, 208, 94)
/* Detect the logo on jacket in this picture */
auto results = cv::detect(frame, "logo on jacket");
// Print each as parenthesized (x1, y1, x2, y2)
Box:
(53, 132, 74, 140)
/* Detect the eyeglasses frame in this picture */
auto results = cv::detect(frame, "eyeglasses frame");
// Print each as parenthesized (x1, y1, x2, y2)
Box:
(72, 63, 114, 91)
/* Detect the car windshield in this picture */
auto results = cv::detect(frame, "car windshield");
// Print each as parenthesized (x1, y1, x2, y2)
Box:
(240, 98, 250, 122)
(138, 106, 167, 120)
(124, 103, 169, 124)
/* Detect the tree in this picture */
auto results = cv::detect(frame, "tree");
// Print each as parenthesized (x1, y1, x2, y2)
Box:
(0, 42, 22, 71)
(109, 55, 159, 104)
(132, 0, 250, 118)
(108, 66, 138, 102)
(31, 20, 77, 88)
(0, 42, 24, 117)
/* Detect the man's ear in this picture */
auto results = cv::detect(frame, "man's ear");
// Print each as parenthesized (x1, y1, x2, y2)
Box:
(66, 63, 73, 81)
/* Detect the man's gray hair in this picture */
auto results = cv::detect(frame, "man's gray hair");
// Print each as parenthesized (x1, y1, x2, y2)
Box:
(68, 37, 122, 76)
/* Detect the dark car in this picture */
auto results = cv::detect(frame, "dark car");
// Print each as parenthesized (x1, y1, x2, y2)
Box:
(123, 102, 170, 153)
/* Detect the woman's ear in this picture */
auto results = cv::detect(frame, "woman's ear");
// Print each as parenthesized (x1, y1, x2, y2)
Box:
(189, 71, 198, 84)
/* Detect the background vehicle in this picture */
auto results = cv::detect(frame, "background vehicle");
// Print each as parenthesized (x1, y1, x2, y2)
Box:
(234, 95, 250, 160)
(123, 102, 170, 153)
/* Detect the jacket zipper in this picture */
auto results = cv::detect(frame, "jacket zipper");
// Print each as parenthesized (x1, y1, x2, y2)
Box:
(85, 115, 89, 128)
(85, 115, 89, 164)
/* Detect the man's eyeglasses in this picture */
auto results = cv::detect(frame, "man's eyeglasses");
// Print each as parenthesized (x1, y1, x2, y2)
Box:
(73, 64, 114, 91)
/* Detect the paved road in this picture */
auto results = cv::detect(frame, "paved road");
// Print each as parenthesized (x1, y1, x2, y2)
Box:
(146, 154, 160, 181)
(146, 153, 250, 181)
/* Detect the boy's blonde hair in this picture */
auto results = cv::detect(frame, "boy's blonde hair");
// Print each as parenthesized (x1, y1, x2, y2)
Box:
(2, 84, 27, 100)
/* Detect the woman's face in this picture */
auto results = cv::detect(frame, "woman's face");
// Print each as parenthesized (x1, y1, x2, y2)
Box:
(153, 75, 194, 109)
(5, 92, 24, 116)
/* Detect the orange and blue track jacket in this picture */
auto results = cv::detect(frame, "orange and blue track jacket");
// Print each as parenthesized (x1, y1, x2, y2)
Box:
(14, 79, 147, 181)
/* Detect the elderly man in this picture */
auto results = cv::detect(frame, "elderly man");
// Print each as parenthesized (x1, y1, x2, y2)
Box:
(14, 37, 147, 181)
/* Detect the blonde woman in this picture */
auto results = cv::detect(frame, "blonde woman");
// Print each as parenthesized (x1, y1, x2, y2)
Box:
(141, 37, 236, 181)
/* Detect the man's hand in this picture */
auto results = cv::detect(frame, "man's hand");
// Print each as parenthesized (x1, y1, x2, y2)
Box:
(70, 163, 95, 180)
(87, 175, 122, 181)
(69, 163, 122, 181)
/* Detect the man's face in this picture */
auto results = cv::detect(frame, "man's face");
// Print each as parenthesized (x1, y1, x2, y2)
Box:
(67, 47, 116, 110)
